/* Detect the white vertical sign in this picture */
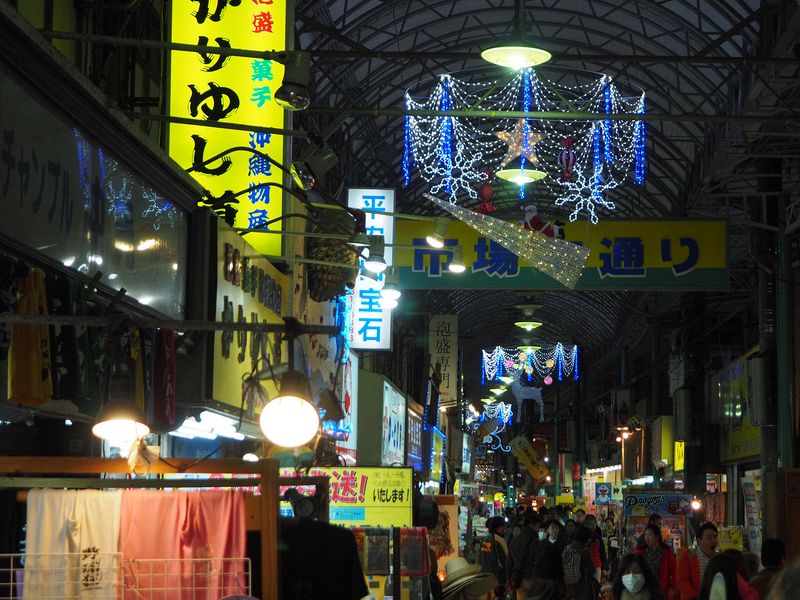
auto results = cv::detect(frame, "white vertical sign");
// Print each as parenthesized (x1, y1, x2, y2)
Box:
(429, 315, 458, 406)
(335, 351, 359, 460)
(347, 188, 395, 350)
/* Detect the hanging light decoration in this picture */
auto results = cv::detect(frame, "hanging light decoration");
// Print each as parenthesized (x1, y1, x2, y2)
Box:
(404, 66, 647, 223)
(482, 343, 579, 382)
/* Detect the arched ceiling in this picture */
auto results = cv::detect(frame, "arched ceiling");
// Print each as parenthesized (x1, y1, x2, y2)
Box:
(294, 0, 800, 402)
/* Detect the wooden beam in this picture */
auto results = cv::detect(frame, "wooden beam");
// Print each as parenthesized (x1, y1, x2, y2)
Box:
(0, 456, 263, 475)
(260, 458, 279, 600)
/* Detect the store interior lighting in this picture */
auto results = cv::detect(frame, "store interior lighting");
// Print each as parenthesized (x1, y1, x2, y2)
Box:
(168, 410, 246, 441)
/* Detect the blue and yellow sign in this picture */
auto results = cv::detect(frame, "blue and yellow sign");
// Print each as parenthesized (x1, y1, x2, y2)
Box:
(395, 219, 727, 290)
(169, 0, 287, 256)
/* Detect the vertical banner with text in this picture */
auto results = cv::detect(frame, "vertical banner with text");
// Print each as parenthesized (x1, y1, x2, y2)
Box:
(347, 188, 395, 350)
(429, 315, 458, 407)
(169, 0, 287, 256)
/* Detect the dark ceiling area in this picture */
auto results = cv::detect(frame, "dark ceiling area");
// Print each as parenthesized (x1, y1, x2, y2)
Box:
(293, 0, 800, 405)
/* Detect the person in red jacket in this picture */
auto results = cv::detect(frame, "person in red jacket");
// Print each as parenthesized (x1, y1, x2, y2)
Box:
(676, 522, 718, 600)
(635, 524, 678, 599)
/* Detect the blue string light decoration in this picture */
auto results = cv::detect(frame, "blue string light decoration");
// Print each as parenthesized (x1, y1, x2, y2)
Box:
(557, 347, 564, 382)
(602, 77, 615, 164)
(402, 100, 412, 187)
(526, 351, 533, 381)
(404, 69, 647, 220)
(633, 95, 646, 185)
(520, 69, 532, 202)
(439, 76, 454, 196)
(573, 345, 580, 381)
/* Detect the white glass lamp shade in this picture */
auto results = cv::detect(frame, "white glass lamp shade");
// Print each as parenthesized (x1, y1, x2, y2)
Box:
(259, 371, 319, 448)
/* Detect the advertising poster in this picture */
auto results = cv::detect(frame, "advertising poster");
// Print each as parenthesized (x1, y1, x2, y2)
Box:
(430, 427, 445, 483)
(407, 410, 424, 472)
(381, 381, 407, 466)
(741, 477, 762, 555)
(280, 467, 413, 527)
(623, 493, 692, 552)
(595, 482, 612, 506)
(334, 351, 359, 460)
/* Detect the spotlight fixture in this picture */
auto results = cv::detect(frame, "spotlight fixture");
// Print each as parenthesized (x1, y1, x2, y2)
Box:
(290, 141, 338, 190)
(448, 246, 466, 273)
(242, 453, 260, 462)
(274, 51, 311, 111)
(348, 210, 370, 248)
(259, 370, 320, 448)
(380, 269, 402, 300)
(426, 218, 449, 249)
(92, 374, 150, 442)
(515, 321, 542, 332)
(363, 235, 387, 274)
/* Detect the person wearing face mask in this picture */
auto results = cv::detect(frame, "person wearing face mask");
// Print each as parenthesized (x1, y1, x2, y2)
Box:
(612, 553, 665, 600)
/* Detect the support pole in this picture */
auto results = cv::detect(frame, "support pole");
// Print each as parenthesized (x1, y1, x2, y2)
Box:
(554, 385, 561, 498)
(650, 320, 661, 487)
(777, 193, 796, 468)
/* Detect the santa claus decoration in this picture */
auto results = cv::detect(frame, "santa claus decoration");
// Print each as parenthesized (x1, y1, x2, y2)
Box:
(521, 203, 566, 239)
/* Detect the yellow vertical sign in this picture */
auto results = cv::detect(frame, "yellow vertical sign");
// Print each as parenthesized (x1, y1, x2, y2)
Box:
(169, 0, 286, 256)
(674, 440, 685, 471)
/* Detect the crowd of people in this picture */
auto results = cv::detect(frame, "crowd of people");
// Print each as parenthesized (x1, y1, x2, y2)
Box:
(469, 505, 794, 600)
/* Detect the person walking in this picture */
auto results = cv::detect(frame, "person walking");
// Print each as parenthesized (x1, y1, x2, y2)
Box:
(527, 543, 564, 600)
(506, 512, 541, 600)
(697, 553, 758, 600)
(542, 518, 568, 554)
(584, 514, 608, 582)
(748, 538, 785, 600)
(611, 553, 665, 600)
(477, 516, 508, 599)
(562, 526, 597, 600)
(635, 525, 677, 599)
(677, 523, 718, 600)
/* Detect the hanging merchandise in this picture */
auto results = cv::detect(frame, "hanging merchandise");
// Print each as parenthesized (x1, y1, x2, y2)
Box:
(8, 267, 53, 405)
(399, 528, 432, 577)
(429, 510, 455, 559)
(25, 489, 122, 598)
(405, 69, 647, 223)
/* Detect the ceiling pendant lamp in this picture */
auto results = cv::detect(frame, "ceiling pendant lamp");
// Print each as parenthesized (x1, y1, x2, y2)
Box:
(92, 370, 150, 443)
(481, 0, 551, 70)
(259, 370, 320, 448)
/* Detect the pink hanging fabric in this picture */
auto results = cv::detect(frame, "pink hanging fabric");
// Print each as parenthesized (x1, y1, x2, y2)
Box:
(120, 489, 246, 599)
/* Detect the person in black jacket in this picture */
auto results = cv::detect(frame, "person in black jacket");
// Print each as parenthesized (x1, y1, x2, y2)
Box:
(506, 512, 541, 600)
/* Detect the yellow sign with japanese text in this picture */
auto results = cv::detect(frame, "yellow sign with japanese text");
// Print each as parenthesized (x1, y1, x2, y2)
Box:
(395, 219, 727, 291)
(169, 0, 287, 256)
(280, 467, 413, 528)
(674, 441, 685, 472)
(213, 222, 286, 409)
(510, 436, 550, 481)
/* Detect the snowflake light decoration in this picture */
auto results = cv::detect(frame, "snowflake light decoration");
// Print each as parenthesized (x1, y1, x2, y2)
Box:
(404, 70, 647, 222)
